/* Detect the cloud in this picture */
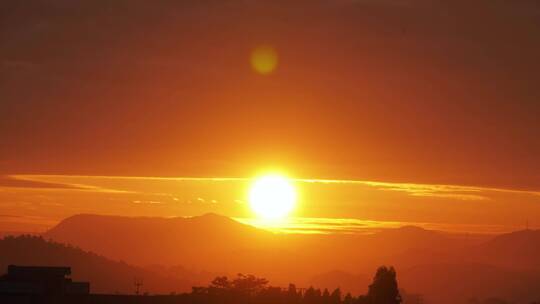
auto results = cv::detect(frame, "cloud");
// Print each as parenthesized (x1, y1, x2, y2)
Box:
(235, 216, 400, 235)
(132, 200, 164, 205)
(235, 216, 516, 235)
(8, 174, 540, 202)
(0, 175, 83, 190)
(0, 214, 23, 218)
(2, 175, 132, 194)
(297, 179, 540, 200)
(360, 181, 491, 201)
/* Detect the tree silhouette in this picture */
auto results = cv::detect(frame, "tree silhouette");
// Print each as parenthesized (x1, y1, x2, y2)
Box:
(183, 266, 403, 304)
(287, 283, 301, 303)
(367, 266, 402, 304)
(304, 286, 318, 303)
(330, 288, 342, 304)
(210, 276, 231, 290)
(232, 273, 268, 295)
(343, 292, 353, 304)
(357, 295, 370, 304)
(323, 288, 331, 303)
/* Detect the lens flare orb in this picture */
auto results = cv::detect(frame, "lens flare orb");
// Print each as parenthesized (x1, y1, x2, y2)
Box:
(250, 46, 278, 75)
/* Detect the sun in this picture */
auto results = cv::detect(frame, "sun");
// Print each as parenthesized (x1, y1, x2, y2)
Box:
(249, 175, 296, 220)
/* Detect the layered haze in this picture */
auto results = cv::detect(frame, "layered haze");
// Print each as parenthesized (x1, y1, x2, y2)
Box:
(34, 213, 540, 304)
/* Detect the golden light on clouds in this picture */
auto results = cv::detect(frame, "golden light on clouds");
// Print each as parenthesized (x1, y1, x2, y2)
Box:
(3, 174, 540, 234)
(250, 46, 278, 75)
(248, 174, 296, 220)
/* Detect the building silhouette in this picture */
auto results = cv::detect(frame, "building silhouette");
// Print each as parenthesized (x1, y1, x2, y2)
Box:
(0, 265, 89, 295)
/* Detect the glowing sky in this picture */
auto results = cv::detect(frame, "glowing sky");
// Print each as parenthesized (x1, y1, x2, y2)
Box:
(1, 1, 539, 233)
(1, 174, 538, 234)
(2, 1, 540, 189)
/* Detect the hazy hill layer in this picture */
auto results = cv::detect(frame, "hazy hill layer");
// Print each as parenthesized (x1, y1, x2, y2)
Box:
(42, 214, 540, 304)
(473, 229, 540, 271)
(44, 214, 462, 282)
(0, 235, 195, 294)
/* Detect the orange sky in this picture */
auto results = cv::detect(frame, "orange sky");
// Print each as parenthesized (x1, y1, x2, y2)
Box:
(1, 1, 539, 232)
(0, 174, 539, 234)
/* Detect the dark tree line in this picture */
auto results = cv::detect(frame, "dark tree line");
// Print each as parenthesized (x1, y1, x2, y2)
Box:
(190, 266, 402, 304)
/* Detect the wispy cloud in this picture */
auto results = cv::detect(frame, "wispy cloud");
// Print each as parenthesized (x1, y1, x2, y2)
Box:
(235, 217, 517, 235)
(1, 174, 537, 234)
(2, 175, 133, 194)
(6, 174, 540, 202)
(0, 175, 82, 190)
(132, 200, 164, 205)
(297, 178, 540, 200)
(359, 181, 490, 201)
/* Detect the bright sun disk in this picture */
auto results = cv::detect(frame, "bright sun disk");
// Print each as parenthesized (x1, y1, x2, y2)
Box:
(249, 175, 296, 220)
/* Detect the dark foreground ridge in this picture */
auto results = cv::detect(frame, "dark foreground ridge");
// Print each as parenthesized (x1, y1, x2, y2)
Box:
(0, 266, 404, 304)
(0, 265, 89, 295)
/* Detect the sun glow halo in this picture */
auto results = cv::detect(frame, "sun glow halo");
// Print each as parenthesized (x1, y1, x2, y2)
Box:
(249, 175, 296, 220)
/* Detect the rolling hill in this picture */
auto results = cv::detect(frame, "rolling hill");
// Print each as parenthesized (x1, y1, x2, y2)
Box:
(0, 235, 196, 294)
(399, 263, 540, 304)
(41, 213, 540, 303)
(44, 213, 277, 269)
(43, 214, 461, 283)
(473, 229, 540, 271)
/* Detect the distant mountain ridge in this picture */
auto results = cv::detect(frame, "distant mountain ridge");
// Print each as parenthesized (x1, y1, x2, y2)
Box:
(400, 262, 540, 304)
(45, 213, 271, 267)
(473, 229, 540, 271)
(42, 213, 540, 304)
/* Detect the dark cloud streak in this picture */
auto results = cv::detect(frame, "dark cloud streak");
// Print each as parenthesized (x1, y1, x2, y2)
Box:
(0, 176, 81, 190)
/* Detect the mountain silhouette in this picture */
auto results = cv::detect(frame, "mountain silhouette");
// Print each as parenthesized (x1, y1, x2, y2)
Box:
(365, 225, 458, 253)
(306, 263, 540, 304)
(41, 214, 540, 303)
(400, 263, 540, 304)
(473, 229, 540, 271)
(44, 214, 458, 284)
(0, 235, 196, 294)
(44, 213, 290, 280)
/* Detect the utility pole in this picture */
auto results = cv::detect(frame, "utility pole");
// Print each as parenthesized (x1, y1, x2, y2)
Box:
(134, 278, 143, 295)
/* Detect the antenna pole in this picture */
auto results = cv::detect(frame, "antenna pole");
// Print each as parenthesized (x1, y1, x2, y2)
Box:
(134, 278, 143, 295)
